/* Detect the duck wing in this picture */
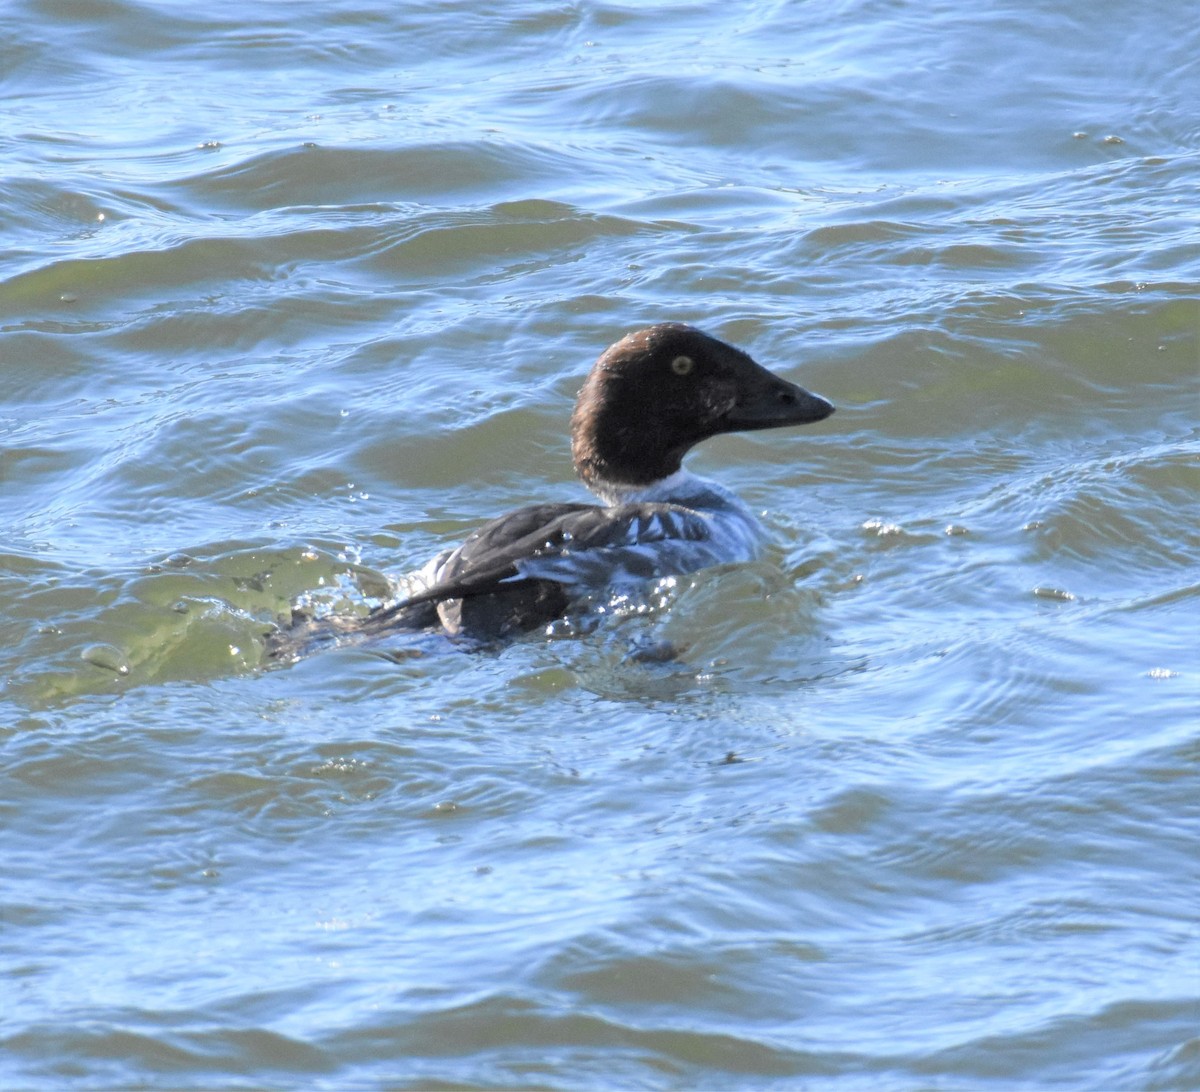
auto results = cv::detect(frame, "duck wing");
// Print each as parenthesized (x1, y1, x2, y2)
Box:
(358, 498, 719, 641)
(408, 500, 715, 604)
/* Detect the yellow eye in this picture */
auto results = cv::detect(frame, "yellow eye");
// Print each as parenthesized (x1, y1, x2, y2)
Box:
(670, 355, 694, 376)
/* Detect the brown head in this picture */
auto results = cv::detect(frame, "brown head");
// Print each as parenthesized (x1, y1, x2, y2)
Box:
(570, 323, 834, 490)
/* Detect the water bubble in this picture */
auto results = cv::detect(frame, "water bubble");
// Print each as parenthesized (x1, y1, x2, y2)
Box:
(81, 643, 130, 675)
(1032, 586, 1075, 602)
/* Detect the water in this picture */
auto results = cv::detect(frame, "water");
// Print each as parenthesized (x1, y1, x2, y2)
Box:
(2, 0, 1198, 1087)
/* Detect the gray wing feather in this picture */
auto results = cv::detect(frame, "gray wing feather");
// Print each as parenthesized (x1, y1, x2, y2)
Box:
(391, 500, 716, 610)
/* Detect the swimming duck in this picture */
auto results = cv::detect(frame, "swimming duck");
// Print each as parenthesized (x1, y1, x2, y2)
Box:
(267, 322, 833, 656)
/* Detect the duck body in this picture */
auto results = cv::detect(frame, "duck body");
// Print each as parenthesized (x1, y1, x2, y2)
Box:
(367, 470, 765, 641)
(268, 323, 834, 656)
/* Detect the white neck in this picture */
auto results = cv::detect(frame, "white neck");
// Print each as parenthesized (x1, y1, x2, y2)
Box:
(585, 468, 697, 506)
(585, 468, 756, 516)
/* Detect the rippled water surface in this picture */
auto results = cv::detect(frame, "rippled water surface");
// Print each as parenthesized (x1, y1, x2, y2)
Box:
(3, 0, 1198, 1088)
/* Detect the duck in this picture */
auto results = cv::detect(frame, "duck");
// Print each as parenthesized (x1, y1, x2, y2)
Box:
(266, 322, 833, 658)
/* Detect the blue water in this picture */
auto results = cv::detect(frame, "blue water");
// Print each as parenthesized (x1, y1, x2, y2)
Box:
(2, 0, 1198, 1088)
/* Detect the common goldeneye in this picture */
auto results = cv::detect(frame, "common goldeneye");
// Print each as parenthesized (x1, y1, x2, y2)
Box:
(267, 323, 833, 657)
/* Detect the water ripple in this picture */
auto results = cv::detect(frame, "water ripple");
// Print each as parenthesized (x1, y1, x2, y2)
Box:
(2, 0, 1199, 1088)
